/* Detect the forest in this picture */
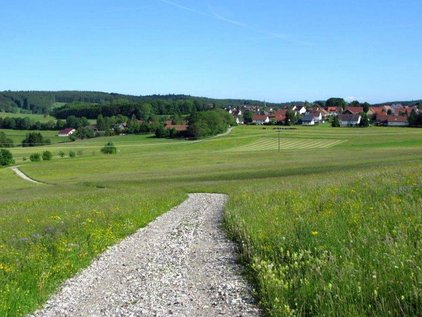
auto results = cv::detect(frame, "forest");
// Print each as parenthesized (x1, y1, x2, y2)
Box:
(0, 91, 274, 116)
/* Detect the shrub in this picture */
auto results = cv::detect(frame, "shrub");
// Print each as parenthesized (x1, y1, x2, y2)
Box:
(0, 149, 15, 166)
(101, 142, 117, 154)
(0, 132, 14, 148)
(69, 151, 76, 158)
(22, 132, 51, 147)
(42, 151, 53, 161)
(58, 151, 65, 158)
(29, 153, 41, 162)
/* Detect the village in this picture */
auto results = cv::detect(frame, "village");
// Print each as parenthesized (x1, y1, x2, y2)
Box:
(227, 103, 420, 127)
(55, 102, 420, 139)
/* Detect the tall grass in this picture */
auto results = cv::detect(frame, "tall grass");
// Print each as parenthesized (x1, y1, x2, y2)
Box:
(225, 168, 422, 316)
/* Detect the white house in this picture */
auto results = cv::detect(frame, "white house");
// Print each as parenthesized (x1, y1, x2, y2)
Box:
(58, 128, 76, 137)
(234, 116, 243, 125)
(311, 111, 323, 123)
(293, 105, 307, 115)
(301, 113, 315, 126)
(387, 116, 409, 126)
(338, 114, 361, 127)
(252, 114, 270, 125)
(377, 115, 409, 127)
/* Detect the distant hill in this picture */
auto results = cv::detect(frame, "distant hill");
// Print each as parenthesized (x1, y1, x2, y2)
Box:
(372, 100, 422, 107)
(1, 90, 420, 116)
(0, 91, 276, 115)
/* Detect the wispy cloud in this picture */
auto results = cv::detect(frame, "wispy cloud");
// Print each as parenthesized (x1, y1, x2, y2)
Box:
(156, 0, 309, 45)
(346, 96, 359, 102)
(156, 0, 208, 17)
(206, 3, 247, 28)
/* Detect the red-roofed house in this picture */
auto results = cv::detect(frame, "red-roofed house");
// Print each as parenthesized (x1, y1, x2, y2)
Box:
(326, 107, 340, 116)
(273, 110, 287, 123)
(343, 106, 364, 115)
(376, 115, 409, 127)
(164, 121, 188, 132)
(252, 114, 270, 125)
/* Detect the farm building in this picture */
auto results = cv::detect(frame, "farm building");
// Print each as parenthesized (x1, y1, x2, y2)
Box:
(58, 128, 76, 137)
(338, 114, 361, 127)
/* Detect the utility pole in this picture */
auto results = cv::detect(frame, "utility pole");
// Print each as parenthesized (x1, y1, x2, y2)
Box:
(276, 128, 281, 152)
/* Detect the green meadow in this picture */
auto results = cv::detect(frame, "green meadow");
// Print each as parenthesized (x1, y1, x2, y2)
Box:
(1, 125, 422, 316)
(0, 130, 67, 148)
(0, 112, 56, 123)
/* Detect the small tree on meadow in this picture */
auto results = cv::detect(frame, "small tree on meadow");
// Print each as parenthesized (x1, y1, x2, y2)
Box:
(101, 141, 117, 154)
(42, 151, 53, 161)
(29, 153, 41, 162)
(0, 132, 14, 148)
(0, 149, 15, 166)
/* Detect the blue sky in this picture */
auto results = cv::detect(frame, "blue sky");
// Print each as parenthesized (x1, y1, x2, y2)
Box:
(0, 0, 421, 103)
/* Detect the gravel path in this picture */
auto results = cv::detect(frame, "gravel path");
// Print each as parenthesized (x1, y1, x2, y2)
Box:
(11, 166, 42, 184)
(31, 193, 260, 317)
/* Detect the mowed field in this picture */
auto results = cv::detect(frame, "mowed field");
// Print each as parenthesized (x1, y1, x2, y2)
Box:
(1, 125, 422, 316)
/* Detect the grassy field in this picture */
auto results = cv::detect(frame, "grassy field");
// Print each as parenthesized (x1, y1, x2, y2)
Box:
(0, 112, 56, 123)
(1, 125, 422, 316)
(0, 129, 70, 150)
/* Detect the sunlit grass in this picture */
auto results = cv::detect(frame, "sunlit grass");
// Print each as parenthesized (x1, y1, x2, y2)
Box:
(1, 125, 422, 316)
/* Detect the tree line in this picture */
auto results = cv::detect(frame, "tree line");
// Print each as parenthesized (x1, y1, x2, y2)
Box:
(1, 90, 274, 116)
(0, 116, 60, 130)
(52, 99, 220, 119)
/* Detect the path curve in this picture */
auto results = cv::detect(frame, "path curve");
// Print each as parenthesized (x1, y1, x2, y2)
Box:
(214, 127, 233, 138)
(10, 166, 42, 184)
(31, 193, 260, 317)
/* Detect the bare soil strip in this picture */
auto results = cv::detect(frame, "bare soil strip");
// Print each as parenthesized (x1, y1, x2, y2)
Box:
(31, 193, 260, 317)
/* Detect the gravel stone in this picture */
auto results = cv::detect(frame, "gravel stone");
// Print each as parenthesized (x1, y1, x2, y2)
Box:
(31, 193, 260, 317)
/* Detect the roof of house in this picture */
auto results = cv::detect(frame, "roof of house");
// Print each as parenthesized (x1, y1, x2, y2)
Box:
(302, 113, 314, 122)
(274, 110, 287, 122)
(376, 115, 408, 123)
(58, 128, 75, 134)
(310, 111, 322, 117)
(370, 107, 386, 115)
(165, 124, 188, 132)
(252, 114, 269, 121)
(344, 106, 364, 114)
(338, 114, 361, 121)
(326, 106, 339, 112)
